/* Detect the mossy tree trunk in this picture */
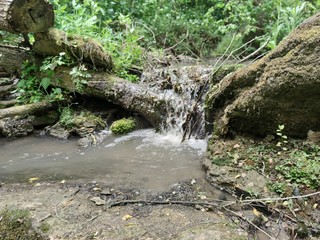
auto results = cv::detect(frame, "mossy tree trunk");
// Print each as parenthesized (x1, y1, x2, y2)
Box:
(0, 0, 54, 33)
(34, 28, 114, 70)
(53, 67, 166, 126)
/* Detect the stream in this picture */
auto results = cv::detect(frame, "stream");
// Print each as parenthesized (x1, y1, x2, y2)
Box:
(0, 129, 207, 190)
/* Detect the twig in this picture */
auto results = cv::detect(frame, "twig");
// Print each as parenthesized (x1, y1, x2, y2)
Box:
(38, 214, 52, 223)
(54, 204, 69, 224)
(107, 199, 228, 208)
(223, 207, 277, 240)
(164, 30, 189, 52)
(240, 191, 320, 204)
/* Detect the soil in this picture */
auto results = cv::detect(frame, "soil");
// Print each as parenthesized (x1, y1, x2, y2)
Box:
(0, 178, 248, 240)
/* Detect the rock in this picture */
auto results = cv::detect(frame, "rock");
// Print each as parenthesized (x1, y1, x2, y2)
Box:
(0, 116, 34, 137)
(203, 159, 268, 196)
(307, 130, 320, 144)
(48, 124, 70, 140)
(205, 13, 320, 138)
(90, 197, 106, 206)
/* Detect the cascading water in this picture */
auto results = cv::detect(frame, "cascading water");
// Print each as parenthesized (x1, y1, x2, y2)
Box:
(0, 63, 213, 188)
(140, 64, 213, 141)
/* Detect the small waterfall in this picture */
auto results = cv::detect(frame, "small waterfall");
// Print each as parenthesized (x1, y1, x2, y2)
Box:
(140, 65, 212, 141)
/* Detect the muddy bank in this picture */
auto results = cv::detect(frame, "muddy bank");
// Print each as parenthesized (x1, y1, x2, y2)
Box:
(0, 180, 248, 240)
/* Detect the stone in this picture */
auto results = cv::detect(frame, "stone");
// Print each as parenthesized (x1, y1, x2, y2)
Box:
(90, 197, 106, 206)
(205, 13, 320, 138)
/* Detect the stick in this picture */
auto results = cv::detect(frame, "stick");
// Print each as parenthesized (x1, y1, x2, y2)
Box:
(223, 207, 277, 240)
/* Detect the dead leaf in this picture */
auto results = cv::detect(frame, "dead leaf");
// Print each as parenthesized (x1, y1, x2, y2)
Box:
(122, 214, 133, 221)
(29, 177, 39, 183)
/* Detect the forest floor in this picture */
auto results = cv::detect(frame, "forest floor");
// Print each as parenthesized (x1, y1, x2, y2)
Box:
(0, 178, 249, 240)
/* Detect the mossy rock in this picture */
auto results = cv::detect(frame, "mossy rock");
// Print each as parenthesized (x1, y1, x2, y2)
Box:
(0, 209, 46, 240)
(110, 118, 136, 134)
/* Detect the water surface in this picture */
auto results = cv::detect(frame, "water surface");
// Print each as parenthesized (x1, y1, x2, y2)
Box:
(0, 129, 206, 189)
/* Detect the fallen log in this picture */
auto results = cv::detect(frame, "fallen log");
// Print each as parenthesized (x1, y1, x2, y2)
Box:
(34, 28, 113, 70)
(53, 67, 166, 126)
(0, 101, 52, 119)
(0, 45, 34, 76)
(0, 0, 54, 33)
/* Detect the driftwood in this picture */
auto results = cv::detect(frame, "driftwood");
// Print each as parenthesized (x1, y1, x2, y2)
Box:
(53, 67, 166, 126)
(0, 0, 54, 33)
(34, 28, 113, 70)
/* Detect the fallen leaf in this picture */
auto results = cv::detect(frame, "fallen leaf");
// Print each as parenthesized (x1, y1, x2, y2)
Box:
(60, 180, 66, 184)
(253, 208, 262, 217)
(313, 203, 318, 209)
(122, 214, 133, 221)
(29, 177, 39, 183)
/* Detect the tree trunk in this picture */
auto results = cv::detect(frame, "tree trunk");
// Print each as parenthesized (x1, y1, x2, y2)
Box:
(53, 67, 166, 126)
(0, 101, 52, 119)
(0, 45, 34, 76)
(0, 0, 54, 33)
(34, 28, 114, 70)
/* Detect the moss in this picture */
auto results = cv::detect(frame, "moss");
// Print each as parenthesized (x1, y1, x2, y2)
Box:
(0, 209, 46, 240)
(110, 118, 136, 134)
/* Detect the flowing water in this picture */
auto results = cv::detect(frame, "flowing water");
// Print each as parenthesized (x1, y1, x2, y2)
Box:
(0, 129, 207, 189)
(0, 64, 211, 189)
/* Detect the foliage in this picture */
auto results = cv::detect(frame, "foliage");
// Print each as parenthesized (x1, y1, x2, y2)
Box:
(59, 107, 105, 130)
(209, 131, 320, 195)
(0, 209, 45, 240)
(15, 55, 67, 104)
(69, 64, 91, 93)
(50, 0, 142, 82)
(110, 118, 136, 135)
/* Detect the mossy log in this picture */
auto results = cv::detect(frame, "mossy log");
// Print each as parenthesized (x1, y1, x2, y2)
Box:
(33, 28, 113, 70)
(0, 0, 54, 33)
(53, 67, 166, 126)
(0, 101, 52, 119)
(0, 45, 34, 76)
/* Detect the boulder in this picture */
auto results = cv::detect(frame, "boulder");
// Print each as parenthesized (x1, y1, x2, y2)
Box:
(205, 13, 320, 138)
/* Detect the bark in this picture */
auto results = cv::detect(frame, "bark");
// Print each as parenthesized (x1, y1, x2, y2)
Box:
(0, 45, 33, 76)
(34, 28, 113, 70)
(53, 67, 166, 126)
(0, 0, 54, 33)
(0, 101, 52, 119)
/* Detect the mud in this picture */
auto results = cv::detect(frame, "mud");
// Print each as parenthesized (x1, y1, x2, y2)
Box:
(0, 179, 247, 240)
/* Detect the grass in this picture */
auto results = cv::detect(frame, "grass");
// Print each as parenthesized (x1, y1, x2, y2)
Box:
(0, 209, 46, 240)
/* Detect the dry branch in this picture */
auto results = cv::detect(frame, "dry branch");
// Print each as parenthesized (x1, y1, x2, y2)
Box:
(34, 28, 113, 70)
(0, 0, 54, 33)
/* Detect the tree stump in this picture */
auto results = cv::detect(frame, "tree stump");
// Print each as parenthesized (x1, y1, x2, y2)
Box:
(0, 0, 54, 33)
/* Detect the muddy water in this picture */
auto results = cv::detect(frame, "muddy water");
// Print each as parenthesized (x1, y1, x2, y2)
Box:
(0, 129, 206, 189)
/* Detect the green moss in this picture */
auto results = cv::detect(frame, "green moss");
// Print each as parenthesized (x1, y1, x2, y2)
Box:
(0, 209, 45, 240)
(59, 108, 106, 130)
(110, 118, 136, 134)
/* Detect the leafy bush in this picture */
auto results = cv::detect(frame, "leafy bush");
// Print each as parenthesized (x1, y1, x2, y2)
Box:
(110, 118, 136, 135)
(15, 55, 67, 104)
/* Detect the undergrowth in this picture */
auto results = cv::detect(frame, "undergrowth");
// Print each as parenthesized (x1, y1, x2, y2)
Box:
(0, 209, 46, 240)
(209, 126, 320, 196)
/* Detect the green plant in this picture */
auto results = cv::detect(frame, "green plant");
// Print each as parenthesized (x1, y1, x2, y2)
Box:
(276, 124, 288, 151)
(16, 53, 69, 104)
(110, 118, 136, 134)
(50, 0, 142, 82)
(69, 64, 91, 93)
(275, 149, 320, 189)
(0, 209, 45, 240)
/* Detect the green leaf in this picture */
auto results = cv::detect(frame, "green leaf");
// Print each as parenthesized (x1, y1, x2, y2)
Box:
(278, 125, 285, 130)
(40, 78, 51, 90)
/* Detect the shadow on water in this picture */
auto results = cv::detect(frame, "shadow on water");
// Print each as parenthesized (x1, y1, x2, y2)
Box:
(0, 129, 207, 190)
